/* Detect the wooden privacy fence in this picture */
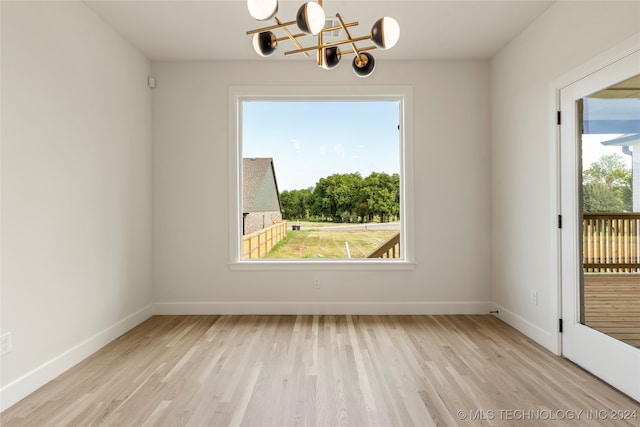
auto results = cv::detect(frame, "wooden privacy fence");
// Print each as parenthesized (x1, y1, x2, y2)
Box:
(583, 213, 640, 272)
(243, 221, 288, 259)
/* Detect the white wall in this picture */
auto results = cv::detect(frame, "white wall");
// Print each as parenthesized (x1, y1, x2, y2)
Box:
(1, 2, 153, 409)
(10, 0, 635, 412)
(491, 1, 640, 352)
(151, 60, 492, 313)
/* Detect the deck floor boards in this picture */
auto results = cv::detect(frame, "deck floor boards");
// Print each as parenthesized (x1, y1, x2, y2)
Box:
(584, 273, 640, 348)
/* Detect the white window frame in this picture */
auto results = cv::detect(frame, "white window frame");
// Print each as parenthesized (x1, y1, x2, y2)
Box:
(228, 85, 415, 271)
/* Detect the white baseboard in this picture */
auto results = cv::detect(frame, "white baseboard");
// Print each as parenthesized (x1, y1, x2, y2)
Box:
(0, 304, 153, 412)
(152, 301, 495, 315)
(492, 303, 559, 354)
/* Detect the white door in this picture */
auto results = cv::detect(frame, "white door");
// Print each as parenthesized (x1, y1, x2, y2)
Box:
(560, 50, 640, 401)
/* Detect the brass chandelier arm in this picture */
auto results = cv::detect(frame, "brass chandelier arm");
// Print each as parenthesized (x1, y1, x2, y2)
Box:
(335, 13, 360, 57)
(246, 20, 297, 35)
(275, 17, 309, 58)
(284, 34, 372, 56)
(340, 45, 376, 56)
(275, 33, 305, 42)
(318, 23, 324, 67)
(319, 19, 360, 67)
(251, 22, 359, 42)
(324, 21, 358, 33)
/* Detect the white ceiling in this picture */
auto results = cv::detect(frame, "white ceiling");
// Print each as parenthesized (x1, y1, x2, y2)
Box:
(84, 0, 554, 62)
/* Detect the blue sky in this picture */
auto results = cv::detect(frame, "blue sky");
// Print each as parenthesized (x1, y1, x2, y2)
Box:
(582, 134, 632, 169)
(242, 101, 401, 191)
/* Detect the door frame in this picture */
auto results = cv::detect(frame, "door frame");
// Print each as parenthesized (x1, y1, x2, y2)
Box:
(550, 34, 640, 397)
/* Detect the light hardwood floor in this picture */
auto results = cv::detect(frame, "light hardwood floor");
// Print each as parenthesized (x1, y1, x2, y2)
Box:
(2, 315, 639, 426)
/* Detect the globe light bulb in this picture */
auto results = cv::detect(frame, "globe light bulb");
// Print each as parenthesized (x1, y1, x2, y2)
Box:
(296, 2, 325, 35)
(371, 17, 400, 50)
(352, 52, 375, 77)
(252, 31, 277, 57)
(319, 47, 341, 69)
(247, 0, 278, 21)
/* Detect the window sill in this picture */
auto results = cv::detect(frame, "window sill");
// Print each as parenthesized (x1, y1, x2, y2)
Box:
(228, 259, 416, 271)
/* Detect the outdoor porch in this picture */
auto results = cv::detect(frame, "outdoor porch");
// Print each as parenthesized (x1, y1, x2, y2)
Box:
(583, 273, 640, 348)
(582, 212, 640, 348)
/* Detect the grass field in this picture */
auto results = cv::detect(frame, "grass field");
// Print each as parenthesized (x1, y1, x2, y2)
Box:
(266, 229, 397, 258)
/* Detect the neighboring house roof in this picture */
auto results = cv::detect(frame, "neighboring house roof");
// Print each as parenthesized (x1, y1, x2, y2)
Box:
(601, 133, 640, 147)
(243, 158, 282, 213)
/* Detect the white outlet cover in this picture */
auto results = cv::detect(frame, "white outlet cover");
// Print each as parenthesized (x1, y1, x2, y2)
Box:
(1, 332, 12, 356)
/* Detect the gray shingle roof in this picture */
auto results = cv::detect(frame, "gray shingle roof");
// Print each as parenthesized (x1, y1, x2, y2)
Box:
(243, 158, 282, 213)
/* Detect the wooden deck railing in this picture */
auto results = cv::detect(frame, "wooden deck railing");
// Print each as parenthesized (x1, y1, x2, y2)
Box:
(242, 221, 288, 259)
(367, 232, 400, 259)
(583, 213, 640, 272)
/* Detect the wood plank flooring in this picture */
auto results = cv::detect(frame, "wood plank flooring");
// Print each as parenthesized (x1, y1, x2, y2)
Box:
(2, 315, 639, 426)
(584, 273, 640, 348)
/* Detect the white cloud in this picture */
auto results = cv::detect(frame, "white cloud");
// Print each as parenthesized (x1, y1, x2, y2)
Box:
(319, 144, 327, 156)
(291, 139, 301, 154)
(334, 143, 345, 159)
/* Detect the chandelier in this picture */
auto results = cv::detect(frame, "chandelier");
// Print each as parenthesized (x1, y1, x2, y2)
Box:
(246, 0, 400, 78)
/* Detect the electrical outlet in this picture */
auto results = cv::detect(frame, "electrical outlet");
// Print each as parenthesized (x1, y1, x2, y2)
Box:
(530, 291, 538, 306)
(313, 278, 320, 289)
(1, 333, 12, 356)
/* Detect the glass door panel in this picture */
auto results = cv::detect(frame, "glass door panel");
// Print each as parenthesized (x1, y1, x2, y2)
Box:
(580, 74, 640, 349)
(560, 50, 640, 401)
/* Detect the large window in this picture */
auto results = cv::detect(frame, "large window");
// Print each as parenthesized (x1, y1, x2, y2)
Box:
(229, 86, 414, 269)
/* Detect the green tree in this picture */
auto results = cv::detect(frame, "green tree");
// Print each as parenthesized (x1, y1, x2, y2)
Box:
(361, 172, 399, 222)
(310, 176, 335, 220)
(582, 153, 632, 212)
(334, 173, 363, 222)
(285, 171, 401, 223)
(311, 173, 362, 221)
(583, 181, 624, 212)
(280, 188, 312, 220)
